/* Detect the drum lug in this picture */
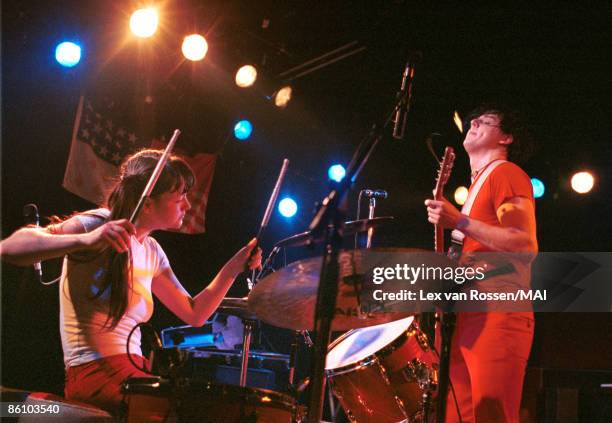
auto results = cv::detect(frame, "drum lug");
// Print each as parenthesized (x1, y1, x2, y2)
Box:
(345, 409, 357, 423)
(400, 358, 438, 391)
(415, 329, 431, 352)
(375, 357, 392, 386)
(377, 359, 410, 420)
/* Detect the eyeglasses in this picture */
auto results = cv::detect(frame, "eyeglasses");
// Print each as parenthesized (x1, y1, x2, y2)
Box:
(471, 118, 501, 128)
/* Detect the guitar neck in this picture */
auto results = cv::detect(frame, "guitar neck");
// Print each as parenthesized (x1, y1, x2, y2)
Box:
(432, 146, 455, 254)
(435, 224, 444, 253)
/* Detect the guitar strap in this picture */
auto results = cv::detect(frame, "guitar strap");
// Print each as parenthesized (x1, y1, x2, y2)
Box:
(448, 160, 507, 259)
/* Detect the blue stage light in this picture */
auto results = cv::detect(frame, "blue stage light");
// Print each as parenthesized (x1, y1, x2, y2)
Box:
(55, 41, 82, 67)
(278, 197, 298, 218)
(234, 120, 253, 140)
(328, 164, 346, 182)
(531, 177, 545, 199)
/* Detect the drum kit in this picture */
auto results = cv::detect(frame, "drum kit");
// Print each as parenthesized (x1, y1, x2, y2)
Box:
(122, 59, 451, 422)
(123, 217, 444, 423)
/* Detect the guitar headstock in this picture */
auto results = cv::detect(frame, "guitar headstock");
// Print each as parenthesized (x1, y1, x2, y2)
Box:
(434, 146, 455, 200)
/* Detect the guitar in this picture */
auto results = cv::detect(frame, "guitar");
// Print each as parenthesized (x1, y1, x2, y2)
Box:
(433, 146, 455, 253)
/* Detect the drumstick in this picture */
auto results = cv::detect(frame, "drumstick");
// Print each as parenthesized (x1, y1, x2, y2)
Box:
(129, 129, 181, 224)
(258, 159, 290, 238)
(246, 159, 290, 282)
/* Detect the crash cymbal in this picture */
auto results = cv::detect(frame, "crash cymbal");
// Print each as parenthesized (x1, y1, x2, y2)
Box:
(274, 216, 394, 248)
(248, 248, 454, 331)
(218, 297, 258, 321)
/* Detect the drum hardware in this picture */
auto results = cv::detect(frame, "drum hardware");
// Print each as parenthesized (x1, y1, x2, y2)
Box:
(123, 377, 305, 423)
(419, 366, 437, 423)
(366, 195, 378, 249)
(390, 357, 438, 392)
(288, 330, 313, 389)
(255, 245, 281, 282)
(150, 346, 190, 379)
(240, 319, 256, 387)
(354, 189, 388, 249)
(274, 217, 394, 249)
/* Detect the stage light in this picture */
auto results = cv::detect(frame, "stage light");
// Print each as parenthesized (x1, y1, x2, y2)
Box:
(233, 120, 253, 140)
(130, 8, 158, 38)
(55, 42, 81, 67)
(328, 164, 346, 182)
(278, 197, 298, 218)
(531, 178, 545, 199)
(454, 186, 468, 205)
(453, 111, 463, 133)
(273, 86, 293, 108)
(182, 34, 208, 61)
(235, 65, 257, 88)
(571, 171, 595, 194)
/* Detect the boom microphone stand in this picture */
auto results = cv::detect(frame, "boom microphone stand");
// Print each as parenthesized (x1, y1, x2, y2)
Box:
(306, 52, 420, 423)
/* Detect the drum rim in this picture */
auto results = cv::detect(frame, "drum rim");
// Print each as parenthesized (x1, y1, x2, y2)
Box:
(123, 378, 299, 411)
(326, 320, 418, 376)
(325, 316, 420, 371)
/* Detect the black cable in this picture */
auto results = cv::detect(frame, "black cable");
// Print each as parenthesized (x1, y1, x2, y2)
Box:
(126, 322, 157, 375)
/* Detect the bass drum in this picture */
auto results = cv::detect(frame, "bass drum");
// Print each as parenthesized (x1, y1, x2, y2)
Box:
(325, 316, 438, 423)
(123, 377, 305, 423)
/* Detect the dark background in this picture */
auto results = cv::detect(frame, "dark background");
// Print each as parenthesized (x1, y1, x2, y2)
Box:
(2, 0, 612, 405)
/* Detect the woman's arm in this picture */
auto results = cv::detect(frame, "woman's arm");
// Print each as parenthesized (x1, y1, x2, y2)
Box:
(0, 216, 135, 266)
(152, 239, 261, 327)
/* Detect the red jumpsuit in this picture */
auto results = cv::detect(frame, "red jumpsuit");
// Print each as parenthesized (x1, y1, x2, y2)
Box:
(445, 162, 535, 423)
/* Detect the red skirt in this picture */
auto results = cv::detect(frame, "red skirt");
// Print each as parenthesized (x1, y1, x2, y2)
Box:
(64, 354, 151, 415)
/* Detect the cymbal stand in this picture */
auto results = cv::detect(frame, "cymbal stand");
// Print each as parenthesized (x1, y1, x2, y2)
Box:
(239, 319, 256, 387)
(288, 330, 314, 391)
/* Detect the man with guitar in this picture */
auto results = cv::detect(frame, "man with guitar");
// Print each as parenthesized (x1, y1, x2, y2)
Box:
(425, 104, 537, 423)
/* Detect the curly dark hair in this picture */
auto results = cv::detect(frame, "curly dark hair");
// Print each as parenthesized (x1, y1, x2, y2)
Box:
(467, 103, 535, 164)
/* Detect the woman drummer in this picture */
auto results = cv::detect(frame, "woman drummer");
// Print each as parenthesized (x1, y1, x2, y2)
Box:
(0, 149, 262, 415)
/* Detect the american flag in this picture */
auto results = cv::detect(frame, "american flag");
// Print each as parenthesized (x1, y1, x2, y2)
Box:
(63, 95, 216, 234)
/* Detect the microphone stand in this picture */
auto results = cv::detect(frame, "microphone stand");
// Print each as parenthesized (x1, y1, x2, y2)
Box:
(366, 197, 377, 248)
(306, 55, 417, 422)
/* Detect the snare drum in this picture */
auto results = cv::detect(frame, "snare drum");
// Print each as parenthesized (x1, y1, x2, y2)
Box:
(123, 377, 305, 422)
(325, 316, 438, 423)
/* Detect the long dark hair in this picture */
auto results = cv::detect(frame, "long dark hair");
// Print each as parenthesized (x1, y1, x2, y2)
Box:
(96, 149, 194, 329)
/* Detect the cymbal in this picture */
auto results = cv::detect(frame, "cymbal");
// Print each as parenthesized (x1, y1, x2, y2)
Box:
(274, 216, 394, 248)
(248, 248, 454, 331)
(217, 297, 258, 321)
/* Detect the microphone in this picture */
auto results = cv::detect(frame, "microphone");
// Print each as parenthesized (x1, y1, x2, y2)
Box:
(23, 203, 43, 280)
(362, 189, 388, 199)
(393, 52, 421, 140)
